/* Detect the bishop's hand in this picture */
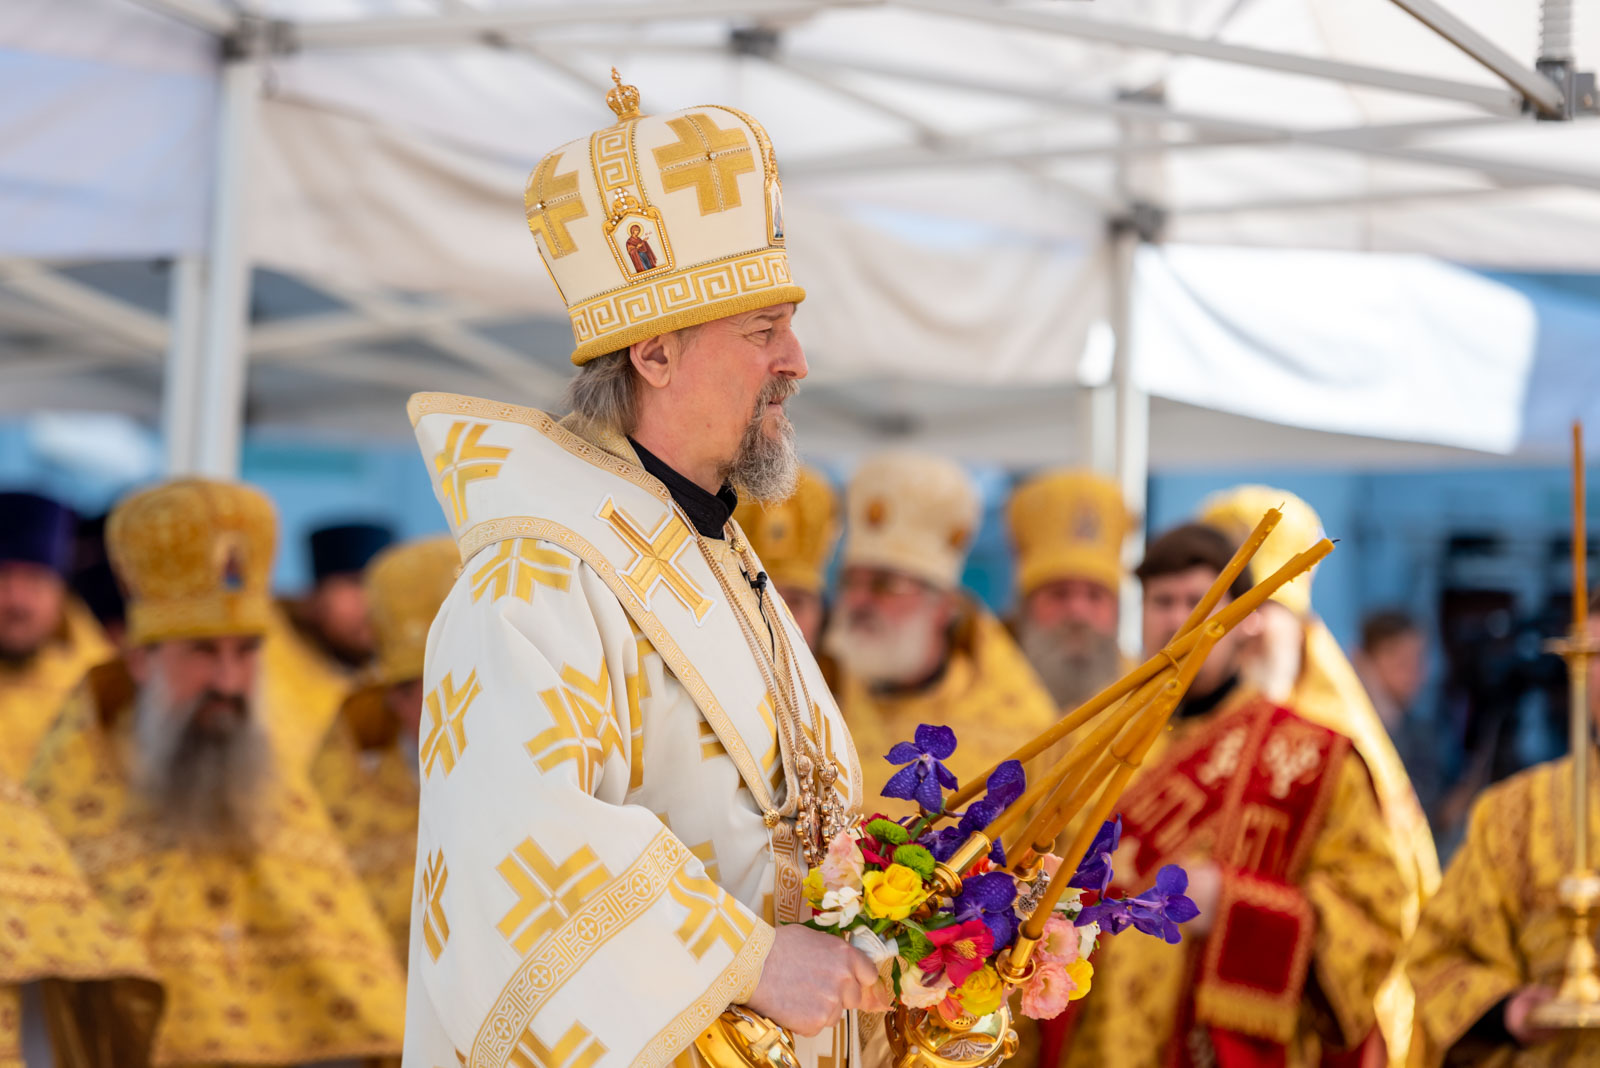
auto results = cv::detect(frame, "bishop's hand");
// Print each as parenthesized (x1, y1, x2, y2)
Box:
(742, 924, 892, 1036)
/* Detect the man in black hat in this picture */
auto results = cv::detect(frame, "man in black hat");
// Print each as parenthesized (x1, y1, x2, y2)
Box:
(0, 491, 112, 781)
(289, 521, 395, 671)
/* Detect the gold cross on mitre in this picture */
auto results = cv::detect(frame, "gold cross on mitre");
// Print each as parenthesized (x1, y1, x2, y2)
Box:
(599, 498, 714, 623)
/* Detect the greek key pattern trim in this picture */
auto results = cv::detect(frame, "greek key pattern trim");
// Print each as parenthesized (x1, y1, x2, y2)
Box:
(567, 250, 793, 347)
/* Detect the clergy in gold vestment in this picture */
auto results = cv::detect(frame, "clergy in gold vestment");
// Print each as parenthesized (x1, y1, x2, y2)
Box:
(823, 452, 1058, 810)
(1406, 608, 1600, 1066)
(1201, 487, 1440, 1065)
(27, 478, 406, 1066)
(401, 74, 883, 1068)
(0, 493, 112, 783)
(0, 774, 158, 1068)
(312, 535, 458, 958)
(731, 466, 840, 654)
(1063, 523, 1408, 1068)
(1007, 470, 1134, 712)
(263, 522, 394, 772)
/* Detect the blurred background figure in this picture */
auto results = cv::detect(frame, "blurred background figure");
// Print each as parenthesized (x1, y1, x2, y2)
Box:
(0, 491, 112, 782)
(292, 521, 395, 671)
(68, 513, 127, 647)
(1063, 521, 1406, 1068)
(825, 451, 1056, 804)
(1356, 608, 1443, 811)
(1007, 469, 1132, 710)
(266, 520, 393, 771)
(1200, 486, 1438, 1065)
(732, 465, 840, 654)
(1407, 591, 1600, 1066)
(312, 534, 458, 960)
(25, 478, 406, 1066)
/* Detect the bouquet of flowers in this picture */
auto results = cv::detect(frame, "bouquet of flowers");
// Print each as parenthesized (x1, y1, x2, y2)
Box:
(797, 724, 1198, 1026)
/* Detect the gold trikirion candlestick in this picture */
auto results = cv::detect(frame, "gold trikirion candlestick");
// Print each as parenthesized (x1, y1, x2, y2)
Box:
(1532, 421, 1600, 1030)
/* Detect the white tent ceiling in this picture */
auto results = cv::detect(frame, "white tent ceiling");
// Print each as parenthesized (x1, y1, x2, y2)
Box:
(3, 0, 1599, 473)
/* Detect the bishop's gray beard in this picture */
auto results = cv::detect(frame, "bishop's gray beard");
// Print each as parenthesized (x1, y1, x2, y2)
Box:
(132, 669, 275, 850)
(723, 378, 799, 504)
(1018, 619, 1124, 709)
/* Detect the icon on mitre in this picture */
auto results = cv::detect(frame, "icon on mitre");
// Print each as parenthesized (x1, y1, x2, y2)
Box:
(606, 206, 673, 278)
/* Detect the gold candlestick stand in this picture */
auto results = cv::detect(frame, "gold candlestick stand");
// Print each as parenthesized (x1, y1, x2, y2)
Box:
(1532, 421, 1600, 1031)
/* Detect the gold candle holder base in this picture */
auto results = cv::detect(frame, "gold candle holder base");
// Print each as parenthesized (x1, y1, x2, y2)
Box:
(1530, 871, 1600, 1031)
(886, 1003, 1019, 1068)
(695, 1007, 801, 1068)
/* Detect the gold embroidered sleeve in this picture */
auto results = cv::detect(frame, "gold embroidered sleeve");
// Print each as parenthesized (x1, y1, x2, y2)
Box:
(1406, 777, 1528, 1067)
(1302, 752, 1410, 1047)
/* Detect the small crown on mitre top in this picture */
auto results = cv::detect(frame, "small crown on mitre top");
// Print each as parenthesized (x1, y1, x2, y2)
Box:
(606, 68, 642, 122)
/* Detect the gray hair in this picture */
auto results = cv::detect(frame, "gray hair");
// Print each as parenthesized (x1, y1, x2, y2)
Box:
(562, 349, 641, 434)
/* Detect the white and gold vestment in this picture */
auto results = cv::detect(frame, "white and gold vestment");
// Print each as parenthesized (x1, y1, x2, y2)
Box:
(402, 399, 860, 1068)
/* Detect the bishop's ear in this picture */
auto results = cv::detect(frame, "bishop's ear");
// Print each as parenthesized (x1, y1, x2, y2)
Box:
(630, 332, 676, 389)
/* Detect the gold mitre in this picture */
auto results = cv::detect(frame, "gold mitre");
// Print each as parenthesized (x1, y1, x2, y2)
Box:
(732, 466, 840, 595)
(842, 452, 979, 592)
(526, 70, 804, 365)
(107, 478, 277, 645)
(1199, 484, 1323, 618)
(367, 535, 459, 687)
(1008, 469, 1131, 599)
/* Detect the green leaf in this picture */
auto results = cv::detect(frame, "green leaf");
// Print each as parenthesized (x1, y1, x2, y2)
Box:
(866, 819, 909, 846)
(899, 927, 935, 964)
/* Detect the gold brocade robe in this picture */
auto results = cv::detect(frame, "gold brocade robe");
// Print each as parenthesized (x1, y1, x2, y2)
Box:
(837, 605, 1059, 812)
(310, 710, 420, 959)
(0, 773, 159, 1068)
(0, 598, 111, 782)
(1293, 620, 1440, 1066)
(1407, 753, 1600, 1066)
(25, 669, 407, 1066)
(1063, 687, 1409, 1068)
(261, 604, 354, 772)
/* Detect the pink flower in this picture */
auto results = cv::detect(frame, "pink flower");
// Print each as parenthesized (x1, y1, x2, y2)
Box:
(1036, 914, 1080, 966)
(917, 919, 994, 989)
(1019, 961, 1076, 1020)
(1039, 854, 1062, 880)
(822, 830, 865, 892)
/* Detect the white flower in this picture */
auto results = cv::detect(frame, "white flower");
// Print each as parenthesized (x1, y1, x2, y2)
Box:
(898, 962, 954, 1009)
(816, 886, 863, 928)
(1076, 921, 1100, 961)
(849, 927, 898, 967)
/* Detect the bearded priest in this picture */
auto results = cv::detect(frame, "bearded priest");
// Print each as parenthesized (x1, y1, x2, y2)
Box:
(25, 479, 407, 1065)
(400, 74, 878, 1067)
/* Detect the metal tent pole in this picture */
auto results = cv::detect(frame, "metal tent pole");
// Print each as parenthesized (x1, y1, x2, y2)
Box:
(160, 255, 207, 474)
(194, 36, 263, 478)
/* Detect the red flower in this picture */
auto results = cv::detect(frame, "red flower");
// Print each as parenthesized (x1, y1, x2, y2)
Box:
(918, 919, 995, 988)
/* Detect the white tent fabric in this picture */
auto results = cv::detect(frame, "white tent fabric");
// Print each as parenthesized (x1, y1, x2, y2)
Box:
(2, 0, 1599, 470)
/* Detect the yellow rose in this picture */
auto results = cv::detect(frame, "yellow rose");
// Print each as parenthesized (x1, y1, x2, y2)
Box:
(860, 864, 928, 921)
(1065, 958, 1094, 1002)
(953, 966, 1005, 1018)
(803, 867, 826, 906)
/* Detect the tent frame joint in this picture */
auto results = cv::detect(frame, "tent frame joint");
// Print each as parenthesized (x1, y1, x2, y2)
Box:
(1111, 201, 1168, 245)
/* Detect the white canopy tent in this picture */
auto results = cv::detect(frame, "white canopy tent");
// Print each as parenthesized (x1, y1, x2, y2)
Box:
(4, 0, 1600, 513)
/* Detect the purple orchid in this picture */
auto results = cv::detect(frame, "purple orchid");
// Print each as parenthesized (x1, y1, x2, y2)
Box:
(883, 724, 959, 812)
(1077, 865, 1199, 944)
(1067, 817, 1122, 894)
(919, 760, 1025, 864)
(952, 870, 1019, 948)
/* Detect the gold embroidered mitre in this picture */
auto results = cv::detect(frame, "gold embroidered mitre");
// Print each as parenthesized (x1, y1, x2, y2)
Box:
(1007, 469, 1130, 598)
(107, 478, 277, 645)
(340, 535, 458, 741)
(367, 535, 458, 686)
(1199, 484, 1322, 618)
(842, 452, 978, 591)
(732, 466, 839, 594)
(526, 70, 804, 365)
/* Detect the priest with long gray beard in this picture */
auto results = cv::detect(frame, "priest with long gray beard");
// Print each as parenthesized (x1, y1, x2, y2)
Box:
(24, 478, 406, 1066)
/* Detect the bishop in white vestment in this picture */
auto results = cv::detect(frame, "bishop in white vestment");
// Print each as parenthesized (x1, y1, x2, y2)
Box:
(401, 75, 876, 1068)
